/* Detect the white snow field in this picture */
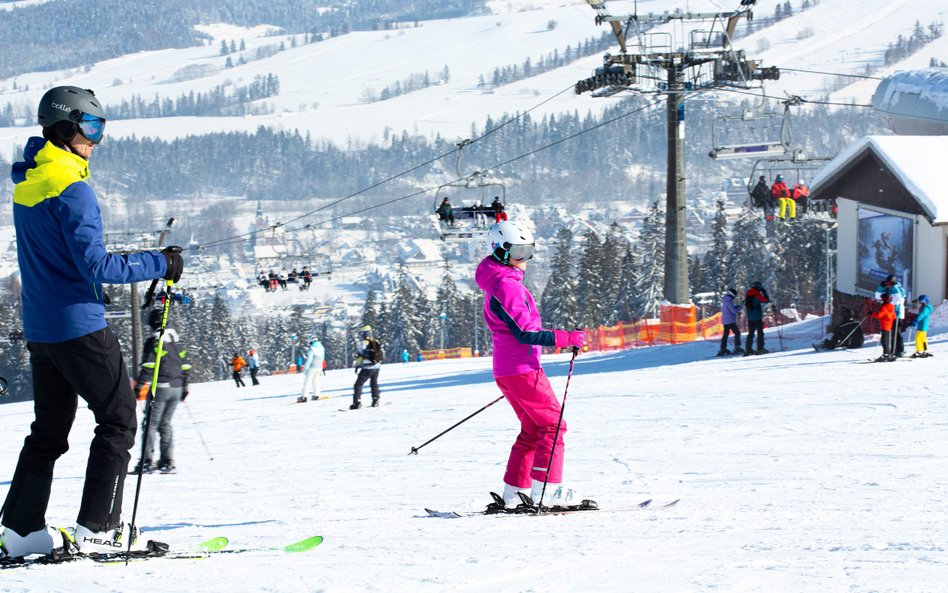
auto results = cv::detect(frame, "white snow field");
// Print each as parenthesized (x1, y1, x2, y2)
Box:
(1, 316, 946, 592)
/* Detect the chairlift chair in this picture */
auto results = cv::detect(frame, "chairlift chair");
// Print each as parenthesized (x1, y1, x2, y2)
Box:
(433, 157, 508, 244)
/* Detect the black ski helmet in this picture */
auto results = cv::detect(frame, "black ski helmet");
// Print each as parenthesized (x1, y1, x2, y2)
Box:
(147, 308, 163, 330)
(38, 86, 105, 128)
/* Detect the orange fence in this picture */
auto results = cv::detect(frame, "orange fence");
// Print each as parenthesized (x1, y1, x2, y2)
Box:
(578, 304, 725, 353)
(418, 347, 473, 361)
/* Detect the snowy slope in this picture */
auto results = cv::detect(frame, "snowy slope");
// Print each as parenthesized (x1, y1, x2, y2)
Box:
(1, 317, 946, 592)
(1, 0, 945, 161)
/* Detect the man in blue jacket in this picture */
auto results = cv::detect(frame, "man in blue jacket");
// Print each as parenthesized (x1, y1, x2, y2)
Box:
(0, 87, 183, 559)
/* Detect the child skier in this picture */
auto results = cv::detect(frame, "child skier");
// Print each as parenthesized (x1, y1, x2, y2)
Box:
(910, 295, 933, 358)
(871, 293, 897, 362)
(298, 338, 326, 402)
(475, 220, 586, 510)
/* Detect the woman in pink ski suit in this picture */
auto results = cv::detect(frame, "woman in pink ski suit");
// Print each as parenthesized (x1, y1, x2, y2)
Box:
(475, 221, 585, 507)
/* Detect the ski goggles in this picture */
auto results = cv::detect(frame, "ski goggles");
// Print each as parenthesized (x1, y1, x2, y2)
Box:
(73, 111, 106, 144)
(506, 242, 535, 262)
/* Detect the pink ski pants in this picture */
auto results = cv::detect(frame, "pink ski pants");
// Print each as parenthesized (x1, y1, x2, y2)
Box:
(495, 368, 565, 488)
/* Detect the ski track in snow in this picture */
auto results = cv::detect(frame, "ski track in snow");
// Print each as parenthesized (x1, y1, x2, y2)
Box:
(1, 317, 947, 592)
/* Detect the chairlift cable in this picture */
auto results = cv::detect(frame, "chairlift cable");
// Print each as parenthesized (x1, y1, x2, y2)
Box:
(199, 98, 665, 252)
(196, 84, 577, 251)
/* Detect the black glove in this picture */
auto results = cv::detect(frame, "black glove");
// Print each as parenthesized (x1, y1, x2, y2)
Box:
(181, 388, 189, 402)
(161, 246, 184, 283)
(134, 383, 144, 394)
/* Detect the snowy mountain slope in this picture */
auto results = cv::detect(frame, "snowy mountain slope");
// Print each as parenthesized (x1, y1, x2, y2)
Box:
(1, 0, 944, 162)
(1, 318, 946, 592)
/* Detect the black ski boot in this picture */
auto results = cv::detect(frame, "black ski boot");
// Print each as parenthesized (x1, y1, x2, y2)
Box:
(296, 396, 308, 403)
(349, 402, 362, 410)
(716, 349, 731, 357)
(130, 459, 152, 475)
(370, 398, 380, 408)
(157, 460, 175, 473)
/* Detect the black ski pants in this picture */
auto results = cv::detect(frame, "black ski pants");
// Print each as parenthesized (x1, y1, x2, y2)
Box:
(249, 367, 260, 386)
(233, 371, 245, 387)
(1, 328, 136, 535)
(720, 323, 741, 352)
(353, 367, 380, 405)
(746, 319, 765, 352)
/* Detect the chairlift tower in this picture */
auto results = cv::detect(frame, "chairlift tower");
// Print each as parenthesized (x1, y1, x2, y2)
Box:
(577, 0, 778, 304)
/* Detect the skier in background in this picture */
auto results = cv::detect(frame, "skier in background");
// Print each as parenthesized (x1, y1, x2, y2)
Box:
(718, 288, 744, 356)
(350, 326, 383, 409)
(475, 220, 587, 510)
(248, 349, 261, 386)
(230, 353, 247, 387)
(1, 86, 182, 557)
(744, 281, 770, 355)
(814, 308, 864, 350)
(871, 293, 897, 362)
(874, 274, 906, 357)
(131, 309, 191, 475)
(910, 295, 932, 358)
(298, 338, 326, 402)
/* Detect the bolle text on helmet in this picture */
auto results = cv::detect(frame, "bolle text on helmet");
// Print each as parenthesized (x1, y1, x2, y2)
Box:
(51, 101, 71, 112)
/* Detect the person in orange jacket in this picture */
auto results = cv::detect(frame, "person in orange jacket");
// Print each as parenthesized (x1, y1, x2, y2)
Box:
(230, 352, 247, 387)
(871, 293, 897, 362)
(771, 174, 794, 220)
(791, 180, 809, 216)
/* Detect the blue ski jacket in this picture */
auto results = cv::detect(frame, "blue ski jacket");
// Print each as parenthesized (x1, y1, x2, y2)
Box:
(913, 302, 932, 332)
(12, 138, 166, 342)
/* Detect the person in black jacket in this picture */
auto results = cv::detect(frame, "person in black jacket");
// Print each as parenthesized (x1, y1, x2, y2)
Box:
(814, 309, 864, 350)
(350, 325, 383, 409)
(743, 281, 771, 355)
(130, 309, 191, 474)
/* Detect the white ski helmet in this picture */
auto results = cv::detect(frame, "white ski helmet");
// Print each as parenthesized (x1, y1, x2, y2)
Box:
(489, 220, 535, 263)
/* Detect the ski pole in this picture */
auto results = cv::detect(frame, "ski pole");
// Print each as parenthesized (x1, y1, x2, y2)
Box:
(408, 395, 505, 455)
(537, 347, 579, 509)
(142, 218, 175, 309)
(182, 401, 214, 461)
(127, 278, 173, 565)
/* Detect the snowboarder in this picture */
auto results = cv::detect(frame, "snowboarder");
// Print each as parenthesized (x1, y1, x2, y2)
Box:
(230, 353, 247, 387)
(744, 281, 770, 355)
(248, 349, 261, 386)
(874, 274, 906, 357)
(871, 293, 897, 362)
(1, 86, 183, 557)
(814, 308, 864, 350)
(475, 220, 586, 509)
(718, 288, 744, 356)
(131, 309, 191, 475)
(350, 326, 383, 409)
(298, 338, 326, 402)
(910, 295, 932, 358)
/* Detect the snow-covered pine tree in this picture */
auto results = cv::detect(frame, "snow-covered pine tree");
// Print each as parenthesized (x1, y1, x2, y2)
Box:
(632, 200, 665, 318)
(599, 222, 624, 325)
(614, 243, 639, 322)
(381, 266, 424, 360)
(540, 226, 579, 328)
(435, 263, 464, 349)
(701, 199, 729, 294)
(575, 230, 605, 327)
(726, 205, 771, 295)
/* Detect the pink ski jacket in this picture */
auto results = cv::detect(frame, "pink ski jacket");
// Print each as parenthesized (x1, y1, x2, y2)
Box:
(475, 255, 555, 378)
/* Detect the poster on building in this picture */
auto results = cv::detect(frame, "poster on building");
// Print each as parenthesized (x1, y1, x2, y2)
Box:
(856, 207, 913, 293)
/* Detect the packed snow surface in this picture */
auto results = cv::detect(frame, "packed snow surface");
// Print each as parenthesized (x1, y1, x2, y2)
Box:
(1, 317, 945, 592)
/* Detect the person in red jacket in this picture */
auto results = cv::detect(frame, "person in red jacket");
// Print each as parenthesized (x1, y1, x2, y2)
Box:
(871, 293, 897, 362)
(771, 174, 794, 220)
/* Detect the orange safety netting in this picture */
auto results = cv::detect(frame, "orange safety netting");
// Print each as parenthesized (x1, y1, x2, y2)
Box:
(418, 347, 473, 361)
(562, 304, 726, 353)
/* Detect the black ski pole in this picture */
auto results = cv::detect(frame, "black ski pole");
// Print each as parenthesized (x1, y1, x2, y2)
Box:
(182, 401, 214, 461)
(537, 347, 579, 510)
(127, 282, 173, 565)
(408, 395, 505, 455)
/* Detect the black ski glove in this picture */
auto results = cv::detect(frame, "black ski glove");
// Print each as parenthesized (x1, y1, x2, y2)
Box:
(161, 246, 184, 283)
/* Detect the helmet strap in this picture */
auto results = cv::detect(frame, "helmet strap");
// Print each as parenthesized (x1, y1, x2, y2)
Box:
(491, 246, 510, 265)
